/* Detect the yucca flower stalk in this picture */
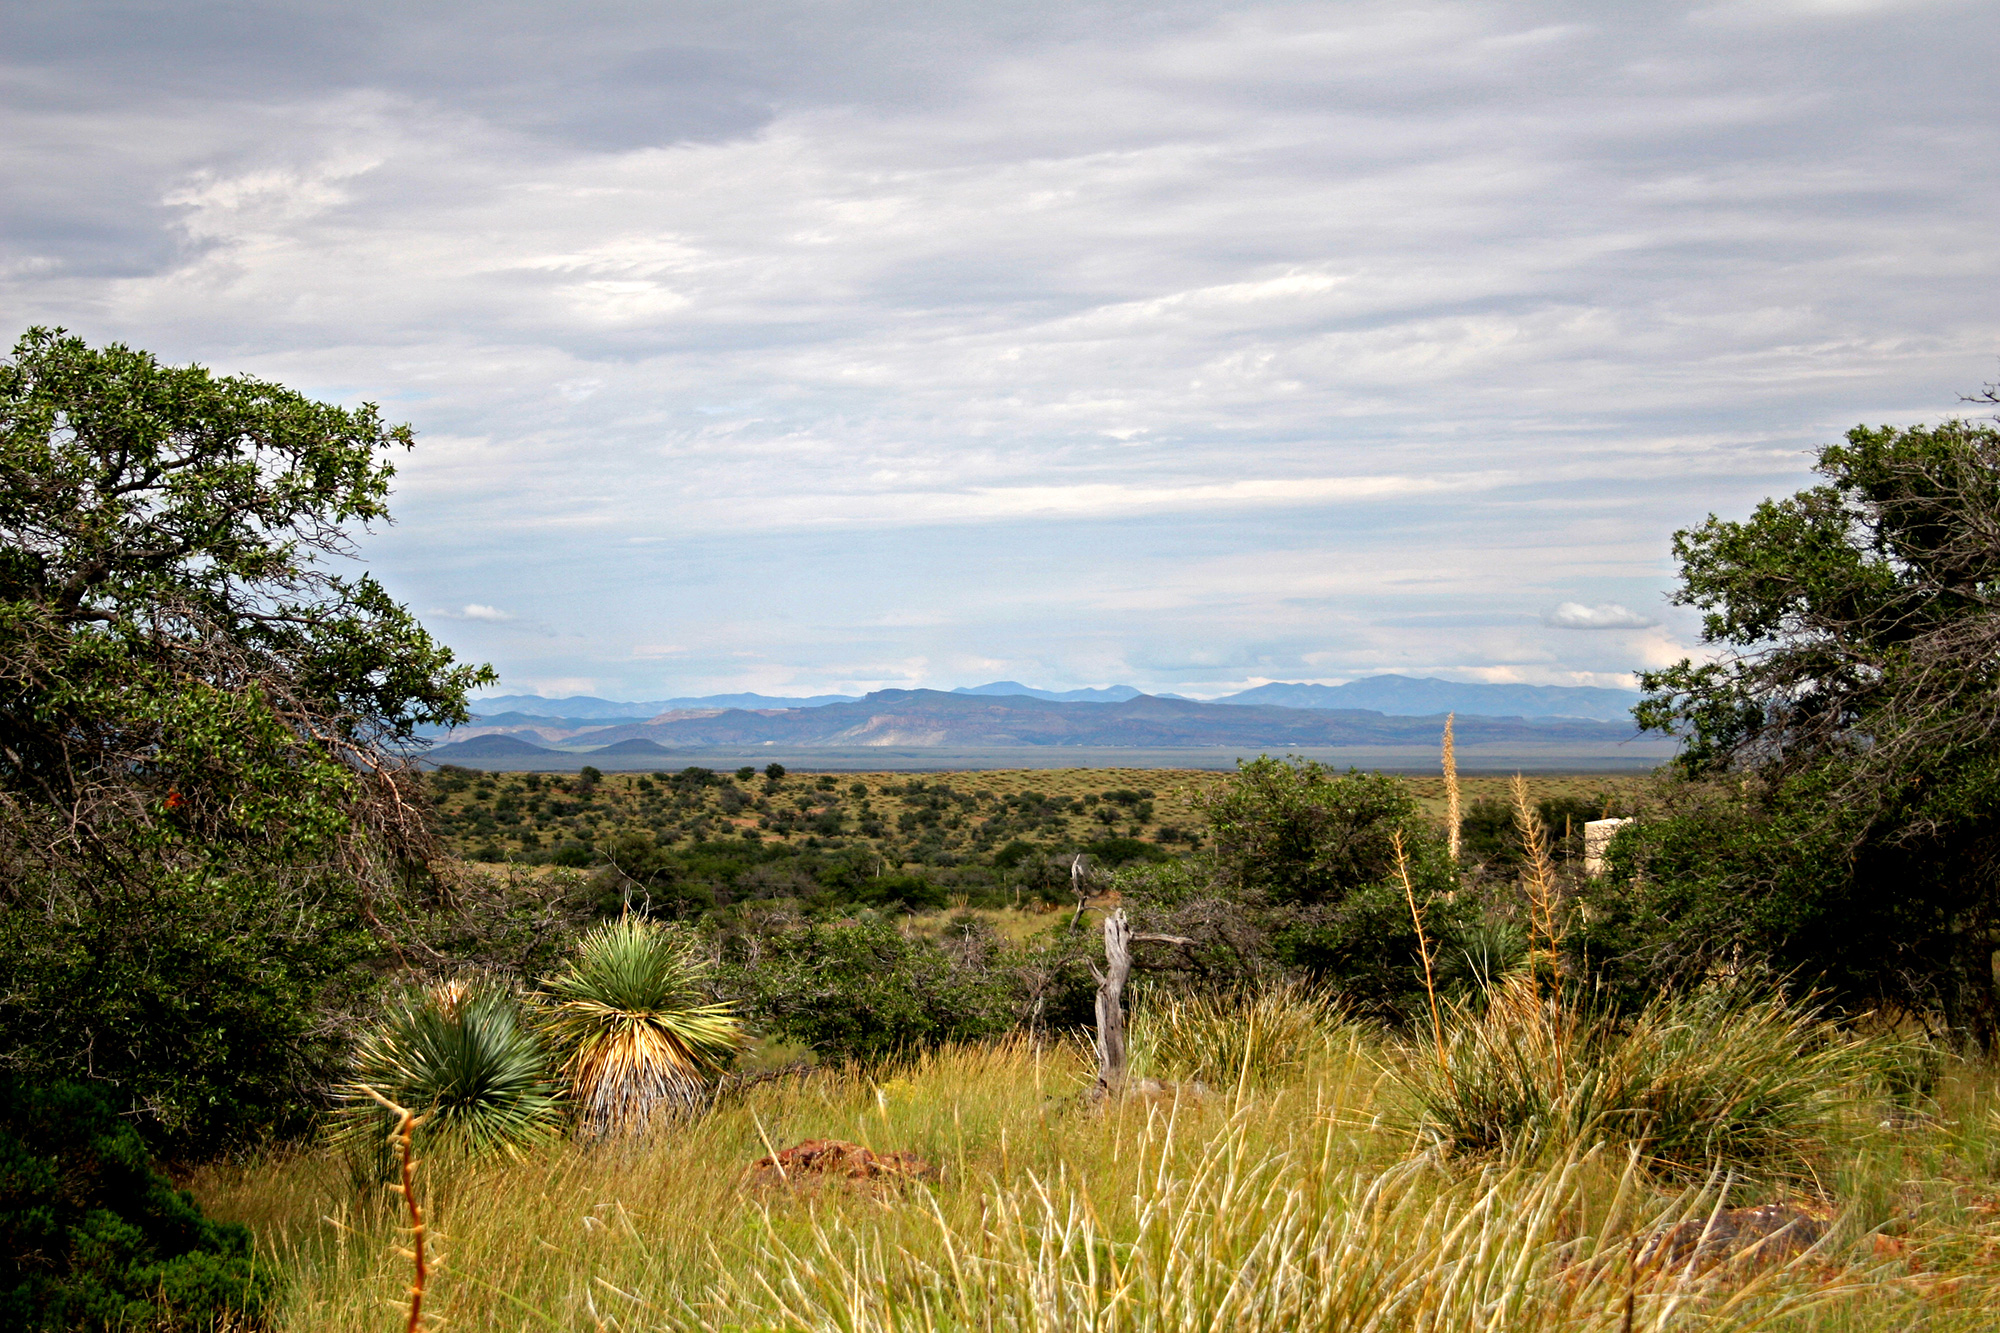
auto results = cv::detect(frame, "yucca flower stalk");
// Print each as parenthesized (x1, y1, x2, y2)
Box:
(539, 917, 746, 1136)
(333, 978, 565, 1180)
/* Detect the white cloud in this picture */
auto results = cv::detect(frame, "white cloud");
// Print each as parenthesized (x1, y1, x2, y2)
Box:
(1546, 602, 1660, 630)
(3, 1, 1993, 697)
(435, 603, 514, 622)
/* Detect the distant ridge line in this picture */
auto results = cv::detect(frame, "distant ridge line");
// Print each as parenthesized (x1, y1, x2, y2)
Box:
(425, 687, 1649, 764)
(468, 674, 1639, 725)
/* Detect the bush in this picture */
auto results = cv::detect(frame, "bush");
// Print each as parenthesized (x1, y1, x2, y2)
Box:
(732, 919, 1016, 1062)
(991, 840, 1037, 870)
(1200, 758, 1439, 907)
(0, 867, 376, 1155)
(1171, 756, 1471, 1019)
(550, 841, 596, 868)
(0, 1079, 272, 1331)
(1399, 974, 1885, 1181)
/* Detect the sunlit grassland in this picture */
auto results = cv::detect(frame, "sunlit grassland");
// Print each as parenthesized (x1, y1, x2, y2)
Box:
(192, 1021, 2000, 1332)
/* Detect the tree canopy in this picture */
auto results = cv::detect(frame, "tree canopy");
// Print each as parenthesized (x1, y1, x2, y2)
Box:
(0, 328, 491, 1146)
(1620, 419, 2000, 1044)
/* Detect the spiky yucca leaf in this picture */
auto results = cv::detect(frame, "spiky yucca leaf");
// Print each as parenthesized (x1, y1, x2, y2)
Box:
(539, 918, 746, 1135)
(333, 980, 564, 1177)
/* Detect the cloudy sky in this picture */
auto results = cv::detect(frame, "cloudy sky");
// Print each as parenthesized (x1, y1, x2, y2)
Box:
(5, 0, 1995, 700)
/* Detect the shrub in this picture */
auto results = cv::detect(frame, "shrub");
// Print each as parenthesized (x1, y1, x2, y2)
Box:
(333, 979, 564, 1178)
(1199, 758, 1443, 907)
(1082, 836, 1169, 866)
(540, 918, 746, 1134)
(550, 841, 596, 868)
(1399, 973, 1884, 1181)
(733, 919, 1016, 1062)
(990, 840, 1037, 869)
(0, 1079, 272, 1331)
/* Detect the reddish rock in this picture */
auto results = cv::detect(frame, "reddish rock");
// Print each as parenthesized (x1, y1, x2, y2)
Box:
(744, 1138, 936, 1188)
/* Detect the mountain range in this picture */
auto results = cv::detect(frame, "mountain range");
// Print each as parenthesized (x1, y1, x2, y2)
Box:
(466, 674, 1638, 727)
(1216, 676, 1639, 722)
(426, 687, 1643, 762)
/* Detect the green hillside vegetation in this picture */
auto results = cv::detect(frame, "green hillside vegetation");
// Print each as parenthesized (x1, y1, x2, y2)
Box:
(423, 762, 1647, 891)
(426, 763, 1195, 870)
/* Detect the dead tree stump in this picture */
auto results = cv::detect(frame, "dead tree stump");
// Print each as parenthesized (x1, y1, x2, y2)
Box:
(1093, 909, 1133, 1097)
(1090, 908, 1193, 1102)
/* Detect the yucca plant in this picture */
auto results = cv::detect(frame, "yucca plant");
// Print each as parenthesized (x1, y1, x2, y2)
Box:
(333, 978, 565, 1180)
(538, 917, 746, 1135)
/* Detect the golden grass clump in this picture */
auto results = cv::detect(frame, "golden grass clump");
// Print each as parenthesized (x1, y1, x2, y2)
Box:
(1127, 981, 1352, 1089)
(1399, 972, 1888, 1181)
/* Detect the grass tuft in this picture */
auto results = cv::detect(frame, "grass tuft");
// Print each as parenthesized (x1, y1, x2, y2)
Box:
(1400, 972, 1886, 1181)
(1128, 982, 1350, 1089)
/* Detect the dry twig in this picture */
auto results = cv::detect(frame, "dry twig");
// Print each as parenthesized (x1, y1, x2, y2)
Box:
(361, 1087, 433, 1333)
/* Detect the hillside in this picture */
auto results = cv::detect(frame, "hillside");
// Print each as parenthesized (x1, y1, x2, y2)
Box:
(419, 763, 1644, 869)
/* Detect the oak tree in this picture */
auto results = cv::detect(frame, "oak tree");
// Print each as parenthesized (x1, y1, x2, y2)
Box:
(0, 328, 491, 1146)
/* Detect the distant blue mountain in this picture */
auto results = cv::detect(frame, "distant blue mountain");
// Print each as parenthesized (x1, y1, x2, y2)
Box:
(469, 676, 1638, 726)
(424, 688, 1645, 764)
(1216, 676, 1640, 723)
(951, 681, 1144, 702)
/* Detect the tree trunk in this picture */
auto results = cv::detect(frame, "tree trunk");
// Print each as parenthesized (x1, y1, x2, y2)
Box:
(1093, 908, 1132, 1098)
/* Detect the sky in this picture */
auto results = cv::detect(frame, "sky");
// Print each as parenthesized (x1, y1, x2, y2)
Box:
(5, 0, 1997, 701)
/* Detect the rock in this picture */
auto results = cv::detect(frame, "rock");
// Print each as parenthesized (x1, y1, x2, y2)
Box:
(743, 1138, 937, 1189)
(1642, 1202, 1827, 1271)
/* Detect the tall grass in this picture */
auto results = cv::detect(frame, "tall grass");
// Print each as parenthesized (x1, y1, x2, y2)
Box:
(194, 1005, 2000, 1333)
(1399, 973, 1887, 1180)
(1127, 982, 1353, 1089)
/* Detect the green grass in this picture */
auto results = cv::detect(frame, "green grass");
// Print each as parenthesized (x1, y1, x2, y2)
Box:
(192, 1000, 2000, 1332)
